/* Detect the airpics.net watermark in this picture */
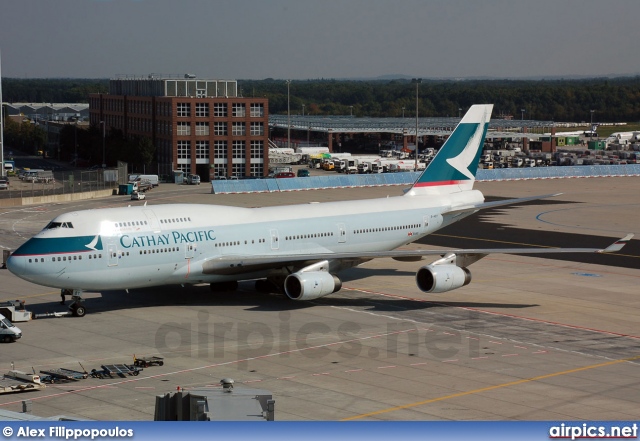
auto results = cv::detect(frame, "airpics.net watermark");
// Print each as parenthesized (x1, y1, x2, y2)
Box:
(153, 309, 485, 369)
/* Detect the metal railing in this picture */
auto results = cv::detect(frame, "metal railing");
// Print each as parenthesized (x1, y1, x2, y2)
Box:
(211, 165, 640, 194)
(0, 170, 118, 200)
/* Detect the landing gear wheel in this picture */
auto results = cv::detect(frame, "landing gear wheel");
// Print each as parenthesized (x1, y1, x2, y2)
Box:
(72, 304, 86, 317)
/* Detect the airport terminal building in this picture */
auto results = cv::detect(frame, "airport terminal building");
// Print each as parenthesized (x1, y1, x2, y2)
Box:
(89, 76, 269, 180)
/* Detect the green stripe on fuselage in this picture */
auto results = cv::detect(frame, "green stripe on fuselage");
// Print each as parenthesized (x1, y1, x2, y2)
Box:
(12, 236, 103, 256)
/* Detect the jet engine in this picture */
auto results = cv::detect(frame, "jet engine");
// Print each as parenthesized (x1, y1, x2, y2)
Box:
(416, 264, 471, 293)
(284, 271, 342, 301)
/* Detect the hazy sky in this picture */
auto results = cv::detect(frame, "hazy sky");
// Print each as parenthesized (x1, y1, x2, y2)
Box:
(1, 0, 638, 80)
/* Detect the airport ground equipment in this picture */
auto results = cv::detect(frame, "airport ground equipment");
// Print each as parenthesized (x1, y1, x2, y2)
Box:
(38, 363, 88, 383)
(0, 370, 46, 394)
(90, 364, 142, 379)
(0, 300, 31, 322)
(33, 311, 72, 319)
(133, 355, 164, 367)
(154, 381, 275, 421)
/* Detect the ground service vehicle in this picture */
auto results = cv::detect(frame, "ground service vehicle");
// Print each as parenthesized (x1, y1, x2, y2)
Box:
(0, 314, 22, 342)
(129, 174, 159, 187)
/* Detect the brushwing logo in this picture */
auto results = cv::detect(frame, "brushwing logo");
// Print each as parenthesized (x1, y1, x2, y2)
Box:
(85, 235, 101, 251)
(445, 121, 485, 180)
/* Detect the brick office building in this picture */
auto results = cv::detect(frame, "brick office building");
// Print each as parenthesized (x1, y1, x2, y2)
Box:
(89, 76, 269, 180)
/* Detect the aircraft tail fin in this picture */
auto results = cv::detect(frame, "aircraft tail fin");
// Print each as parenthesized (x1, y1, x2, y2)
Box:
(405, 104, 493, 196)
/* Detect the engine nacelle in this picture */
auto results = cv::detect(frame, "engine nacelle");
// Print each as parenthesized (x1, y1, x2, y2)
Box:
(284, 271, 342, 301)
(416, 264, 471, 293)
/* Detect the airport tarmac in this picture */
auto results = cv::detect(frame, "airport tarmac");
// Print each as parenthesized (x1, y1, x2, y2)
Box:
(0, 176, 639, 421)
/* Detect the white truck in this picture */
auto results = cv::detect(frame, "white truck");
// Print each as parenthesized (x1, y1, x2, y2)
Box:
(0, 314, 22, 343)
(129, 174, 159, 187)
(296, 146, 330, 155)
(388, 161, 423, 172)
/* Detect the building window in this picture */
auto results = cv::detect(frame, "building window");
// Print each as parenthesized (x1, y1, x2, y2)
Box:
(177, 103, 191, 117)
(250, 163, 264, 176)
(232, 141, 245, 158)
(250, 122, 264, 136)
(232, 164, 245, 178)
(195, 122, 209, 136)
(177, 121, 191, 136)
(232, 103, 246, 117)
(214, 122, 228, 136)
(177, 141, 191, 159)
(196, 102, 209, 117)
(214, 141, 227, 158)
(214, 103, 227, 117)
(178, 163, 191, 174)
(213, 164, 226, 178)
(250, 103, 264, 117)
(196, 141, 209, 159)
(250, 141, 264, 158)
(232, 122, 246, 136)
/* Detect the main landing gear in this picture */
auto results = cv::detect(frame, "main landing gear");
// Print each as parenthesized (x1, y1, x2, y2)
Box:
(209, 281, 238, 292)
(60, 289, 87, 317)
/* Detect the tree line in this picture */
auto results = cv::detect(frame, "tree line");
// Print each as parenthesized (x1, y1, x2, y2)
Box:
(3, 76, 640, 122)
(243, 77, 640, 123)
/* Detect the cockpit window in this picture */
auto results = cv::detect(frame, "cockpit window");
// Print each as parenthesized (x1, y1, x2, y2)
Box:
(44, 221, 74, 230)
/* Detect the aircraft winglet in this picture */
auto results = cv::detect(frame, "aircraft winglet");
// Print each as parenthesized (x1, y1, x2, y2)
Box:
(599, 234, 634, 253)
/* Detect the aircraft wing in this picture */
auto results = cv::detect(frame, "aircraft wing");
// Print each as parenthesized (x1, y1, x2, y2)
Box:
(442, 193, 562, 217)
(201, 234, 633, 276)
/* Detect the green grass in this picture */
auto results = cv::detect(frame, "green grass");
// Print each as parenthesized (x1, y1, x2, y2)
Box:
(596, 124, 640, 138)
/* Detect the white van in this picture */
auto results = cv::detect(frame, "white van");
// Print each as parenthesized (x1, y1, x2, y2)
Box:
(0, 313, 22, 342)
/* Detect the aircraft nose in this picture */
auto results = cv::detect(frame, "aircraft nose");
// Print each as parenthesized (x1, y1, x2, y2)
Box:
(5, 253, 24, 275)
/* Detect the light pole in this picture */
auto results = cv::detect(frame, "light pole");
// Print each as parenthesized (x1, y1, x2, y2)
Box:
(402, 107, 405, 118)
(302, 104, 305, 117)
(74, 120, 78, 165)
(412, 78, 422, 171)
(590, 109, 595, 138)
(349, 106, 353, 116)
(521, 108, 525, 121)
(100, 120, 105, 168)
(458, 108, 462, 119)
(286, 80, 291, 149)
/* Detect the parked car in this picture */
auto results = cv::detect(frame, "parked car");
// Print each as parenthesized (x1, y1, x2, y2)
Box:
(0, 178, 8, 190)
(275, 172, 295, 178)
(131, 191, 146, 200)
(296, 169, 310, 177)
(186, 174, 201, 185)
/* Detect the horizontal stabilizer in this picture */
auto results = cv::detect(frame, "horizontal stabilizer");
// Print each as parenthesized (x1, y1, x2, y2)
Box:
(599, 233, 634, 253)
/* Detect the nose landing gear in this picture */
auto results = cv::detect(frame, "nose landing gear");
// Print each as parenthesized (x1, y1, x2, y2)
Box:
(60, 289, 87, 317)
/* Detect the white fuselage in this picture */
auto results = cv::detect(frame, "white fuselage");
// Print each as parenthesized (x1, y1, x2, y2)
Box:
(7, 190, 484, 291)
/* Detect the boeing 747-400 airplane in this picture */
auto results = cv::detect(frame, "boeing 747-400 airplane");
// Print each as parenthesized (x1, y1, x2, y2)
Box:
(6, 105, 632, 317)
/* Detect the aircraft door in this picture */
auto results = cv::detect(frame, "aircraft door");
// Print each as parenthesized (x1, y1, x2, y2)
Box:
(143, 209, 161, 233)
(337, 223, 347, 243)
(270, 229, 280, 250)
(107, 238, 118, 267)
(185, 244, 195, 259)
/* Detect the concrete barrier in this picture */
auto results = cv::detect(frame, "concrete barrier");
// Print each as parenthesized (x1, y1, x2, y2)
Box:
(0, 189, 115, 207)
